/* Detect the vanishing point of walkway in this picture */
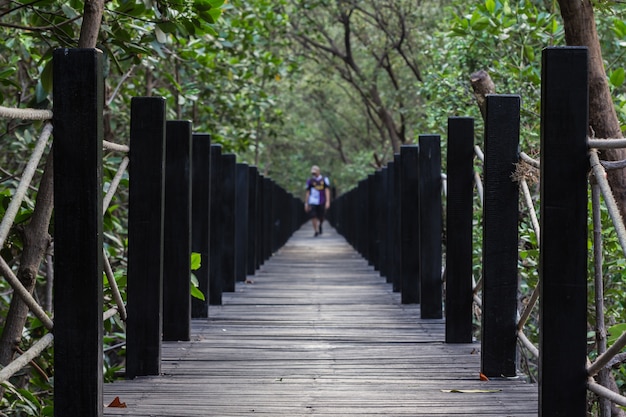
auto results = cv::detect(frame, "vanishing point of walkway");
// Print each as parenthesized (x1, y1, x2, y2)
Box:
(103, 223, 538, 416)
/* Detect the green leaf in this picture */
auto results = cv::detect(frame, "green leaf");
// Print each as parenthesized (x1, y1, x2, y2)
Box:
(485, 0, 496, 14)
(191, 284, 205, 301)
(40, 57, 53, 95)
(194, 0, 213, 12)
(523, 45, 535, 62)
(610, 67, 625, 88)
(191, 252, 201, 270)
(607, 323, 626, 344)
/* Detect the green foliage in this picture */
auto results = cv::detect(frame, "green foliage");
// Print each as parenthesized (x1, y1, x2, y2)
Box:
(190, 252, 205, 301)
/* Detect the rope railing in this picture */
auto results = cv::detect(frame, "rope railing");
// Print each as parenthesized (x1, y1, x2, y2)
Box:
(0, 105, 53, 121)
(0, 333, 54, 384)
(0, 122, 53, 249)
(0, 106, 131, 383)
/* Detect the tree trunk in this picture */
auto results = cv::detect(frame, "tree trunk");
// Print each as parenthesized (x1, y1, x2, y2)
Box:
(78, 0, 104, 49)
(558, 0, 626, 222)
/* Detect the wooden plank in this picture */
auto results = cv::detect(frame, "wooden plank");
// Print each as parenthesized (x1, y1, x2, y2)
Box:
(104, 224, 537, 416)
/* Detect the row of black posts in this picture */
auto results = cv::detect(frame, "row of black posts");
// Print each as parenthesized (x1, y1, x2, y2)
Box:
(329, 47, 591, 417)
(52, 48, 306, 416)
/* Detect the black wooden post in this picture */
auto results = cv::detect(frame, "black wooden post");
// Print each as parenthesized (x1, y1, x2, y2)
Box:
(247, 166, 258, 275)
(235, 163, 249, 282)
(262, 177, 272, 262)
(481, 95, 520, 377)
(191, 134, 211, 318)
(209, 144, 223, 305)
(372, 171, 383, 271)
(446, 117, 474, 342)
(126, 97, 166, 378)
(256, 174, 265, 269)
(53, 48, 104, 416)
(539, 47, 589, 417)
(378, 166, 391, 282)
(162, 121, 192, 341)
(356, 179, 368, 258)
(367, 174, 378, 268)
(400, 145, 420, 304)
(392, 154, 402, 292)
(221, 153, 237, 292)
(419, 135, 443, 319)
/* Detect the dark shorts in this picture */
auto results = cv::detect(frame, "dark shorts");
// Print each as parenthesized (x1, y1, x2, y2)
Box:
(309, 204, 326, 220)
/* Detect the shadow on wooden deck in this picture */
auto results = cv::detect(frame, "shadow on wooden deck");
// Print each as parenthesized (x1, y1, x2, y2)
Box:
(103, 222, 537, 416)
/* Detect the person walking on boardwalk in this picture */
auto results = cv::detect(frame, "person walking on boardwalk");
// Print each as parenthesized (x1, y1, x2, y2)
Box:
(305, 165, 331, 237)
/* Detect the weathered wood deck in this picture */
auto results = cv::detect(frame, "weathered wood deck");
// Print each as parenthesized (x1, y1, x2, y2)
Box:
(103, 223, 538, 416)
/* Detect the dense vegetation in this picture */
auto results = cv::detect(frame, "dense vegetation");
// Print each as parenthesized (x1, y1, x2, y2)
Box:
(2, 0, 626, 415)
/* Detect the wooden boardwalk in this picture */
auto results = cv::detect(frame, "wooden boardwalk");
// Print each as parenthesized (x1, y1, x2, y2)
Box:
(103, 223, 538, 416)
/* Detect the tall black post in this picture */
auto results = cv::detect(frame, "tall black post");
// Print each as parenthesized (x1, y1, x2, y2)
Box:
(236, 163, 249, 282)
(392, 154, 402, 292)
(126, 97, 166, 378)
(209, 145, 223, 305)
(446, 117, 474, 341)
(400, 145, 420, 304)
(539, 47, 589, 417)
(419, 135, 442, 319)
(481, 95, 520, 377)
(221, 154, 237, 293)
(247, 166, 258, 275)
(191, 134, 211, 318)
(162, 121, 192, 341)
(53, 48, 104, 417)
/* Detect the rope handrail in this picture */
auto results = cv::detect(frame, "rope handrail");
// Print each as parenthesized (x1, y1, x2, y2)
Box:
(520, 151, 540, 168)
(0, 106, 52, 121)
(0, 123, 53, 249)
(103, 156, 129, 214)
(586, 150, 626, 377)
(588, 138, 626, 149)
(0, 256, 53, 330)
(474, 145, 484, 162)
(588, 378, 626, 406)
(0, 333, 54, 384)
(517, 330, 539, 358)
(103, 253, 127, 321)
(103, 140, 129, 153)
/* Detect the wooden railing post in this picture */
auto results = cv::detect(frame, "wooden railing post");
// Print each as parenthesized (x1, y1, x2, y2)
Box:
(53, 48, 104, 416)
(391, 154, 402, 292)
(446, 117, 474, 341)
(209, 144, 223, 305)
(162, 121, 192, 341)
(419, 135, 443, 319)
(367, 174, 378, 268)
(481, 95, 520, 376)
(379, 167, 389, 279)
(221, 153, 237, 293)
(236, 163, 249, 282)
(539, 46, 589, 417)
(126, 96, 166, 378)
(247, 166, 258, 275)
(191, 134, 211, 318)
(400, 145, 420, 304)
